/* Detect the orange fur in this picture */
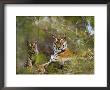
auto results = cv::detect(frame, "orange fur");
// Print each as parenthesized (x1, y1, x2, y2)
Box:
(56, 48, 73, 63)
(58, 48, 73, 58)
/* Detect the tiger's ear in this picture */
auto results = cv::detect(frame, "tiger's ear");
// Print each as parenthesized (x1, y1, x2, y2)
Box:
(63, 33, 66, 40)
(26, 41, 31, 47)
(52, 34, 57, 41)
(52, 34, 55, 39)
(64, 33, 67, 40)
(26, 41, 29, 46)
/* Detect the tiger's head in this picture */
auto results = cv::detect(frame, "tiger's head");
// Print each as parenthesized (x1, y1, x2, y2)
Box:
(26, 40, 39, 54)
(52, 35, 67, 54)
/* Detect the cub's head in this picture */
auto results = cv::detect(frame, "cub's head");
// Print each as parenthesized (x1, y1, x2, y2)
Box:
(52, 35, 67, 54)
(26, 40, 39, 54)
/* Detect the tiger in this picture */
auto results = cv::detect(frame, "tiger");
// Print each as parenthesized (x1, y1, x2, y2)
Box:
(50, 35, 73, 67)
(24, 40, 39, 68)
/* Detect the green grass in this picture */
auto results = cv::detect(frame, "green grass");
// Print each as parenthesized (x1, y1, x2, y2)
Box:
(32, 53, 49, 65)
(16, 55, 94, 74)
(45, 55, 94, 74)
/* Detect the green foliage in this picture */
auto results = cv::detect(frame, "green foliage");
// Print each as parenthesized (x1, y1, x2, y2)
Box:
(16, 67, 33, 74)
(32, 53, 48, 65)
(64, 16, 83, 24)
(85, 16, 94, 28)
(45, 55, 94, 74)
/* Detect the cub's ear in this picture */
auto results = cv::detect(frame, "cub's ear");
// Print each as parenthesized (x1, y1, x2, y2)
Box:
(26, 40, 30, 47)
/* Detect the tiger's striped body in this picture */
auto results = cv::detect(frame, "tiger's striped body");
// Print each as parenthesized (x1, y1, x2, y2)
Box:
(50, 35, 73, 65)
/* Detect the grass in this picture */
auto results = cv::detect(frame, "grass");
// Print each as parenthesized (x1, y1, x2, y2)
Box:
(16, 54, 94, 74)
(46, 55, 94, 74)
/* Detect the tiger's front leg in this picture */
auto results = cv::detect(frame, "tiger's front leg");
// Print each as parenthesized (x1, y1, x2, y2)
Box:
(50, 54, 58, 62)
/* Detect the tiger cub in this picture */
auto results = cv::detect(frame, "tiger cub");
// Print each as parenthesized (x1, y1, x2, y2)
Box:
(24, 41, 39, 68)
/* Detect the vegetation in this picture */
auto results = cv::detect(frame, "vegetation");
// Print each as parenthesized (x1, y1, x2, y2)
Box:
(16, 16, 94, 74)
